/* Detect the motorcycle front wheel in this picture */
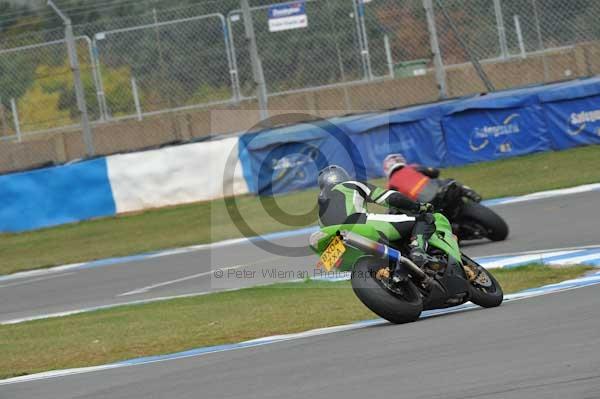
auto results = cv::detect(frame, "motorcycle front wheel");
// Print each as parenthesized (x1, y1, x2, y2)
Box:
(462, 255, 504, 308)
(351, 256, 423, 324)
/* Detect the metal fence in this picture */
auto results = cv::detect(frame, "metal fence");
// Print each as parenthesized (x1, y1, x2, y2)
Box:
(93, 13, 236, 121)
(1, 0, 600, 173)
(0, 36, 98, 138)
(228, 0, 365, 97)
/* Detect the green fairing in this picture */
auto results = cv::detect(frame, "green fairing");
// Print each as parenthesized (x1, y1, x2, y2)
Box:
(428, 213, 463, 265)
(311, 213, 463, 272)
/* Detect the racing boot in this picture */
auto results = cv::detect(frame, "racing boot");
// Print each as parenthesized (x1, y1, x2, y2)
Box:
(409, 246, 437, 270)
(390, 246, 437, 285)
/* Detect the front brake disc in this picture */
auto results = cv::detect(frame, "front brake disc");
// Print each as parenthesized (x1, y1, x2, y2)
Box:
(474, 269, 492, 288)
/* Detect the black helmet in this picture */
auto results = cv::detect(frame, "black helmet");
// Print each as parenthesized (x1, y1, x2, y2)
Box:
(318, 165, 350, 191)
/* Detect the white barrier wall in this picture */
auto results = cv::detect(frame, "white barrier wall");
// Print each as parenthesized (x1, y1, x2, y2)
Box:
(107, 137, 249, 214)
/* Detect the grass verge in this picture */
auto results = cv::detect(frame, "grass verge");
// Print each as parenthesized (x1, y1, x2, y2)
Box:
(2, 144, 600, 275)
(0, 264, 592, 379)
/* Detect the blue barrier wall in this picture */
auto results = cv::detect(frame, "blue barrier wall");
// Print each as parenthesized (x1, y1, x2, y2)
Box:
(539, 77, 600, 149)
(441, 86, 552, 166)
(239, 77, 600, 195)
(239, 116, 370, 195)
(0, 158, 116, 232)
(239, 102, 457, 195)
(340, 101, 453, 174)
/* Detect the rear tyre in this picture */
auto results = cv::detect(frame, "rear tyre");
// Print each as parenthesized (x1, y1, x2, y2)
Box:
(462, 255, 503, 308)
(351, 256, 423, 324)
(461, 202, 509, 241)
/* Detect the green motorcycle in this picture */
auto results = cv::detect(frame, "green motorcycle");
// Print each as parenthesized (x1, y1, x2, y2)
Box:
(309, 213, 503, 324)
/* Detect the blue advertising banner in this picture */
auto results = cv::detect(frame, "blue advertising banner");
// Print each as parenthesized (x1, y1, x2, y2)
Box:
(539, 78, 600, 149)
(442, 88, 551, 165)
(340, 102, 455, 177)
(238, 117, 368, 195)
(237, 78, 600, 196)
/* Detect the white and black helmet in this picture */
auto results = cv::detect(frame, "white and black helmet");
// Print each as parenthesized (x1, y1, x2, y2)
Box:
(383, 153, 407, 178)
(318, 165, 350, 191)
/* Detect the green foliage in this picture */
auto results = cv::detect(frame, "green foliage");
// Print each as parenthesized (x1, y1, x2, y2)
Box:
(14, 60, 133, 129)
(18, 78, 72, 130)
(0, 53, 36, 108)
(100, 66, 135, 116)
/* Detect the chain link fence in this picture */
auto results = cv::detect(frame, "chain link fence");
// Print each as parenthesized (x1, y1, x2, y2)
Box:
(229, 0, 364, 97)
(1, 0, 600, 173)
(93, 13, 235, 121)
(431, 0, 600, 94)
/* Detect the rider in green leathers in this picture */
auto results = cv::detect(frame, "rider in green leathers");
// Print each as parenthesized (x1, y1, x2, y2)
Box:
(317, 165, 436, 268)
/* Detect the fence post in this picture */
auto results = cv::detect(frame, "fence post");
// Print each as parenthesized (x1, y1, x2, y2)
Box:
(131, 77, 143, 121)
(493, 0, 509, 58)
(384, 34, 394, 78)
(223, 17, 241, 102)
(241, 0, 269, 121)
(514, 15, 526, 59)
(357, 0, 373, 80)
(227, 12, 243, 101)
(10, 98, 22, 143)
(352, 0, 369, 80)
(91, 37, 110, 120)
(48, 0, 95, 156)
(531, 0, 549, 82)
(0, 98, 8, 137)
(423, 0, 448, 99)
(87, 37, 108, 121)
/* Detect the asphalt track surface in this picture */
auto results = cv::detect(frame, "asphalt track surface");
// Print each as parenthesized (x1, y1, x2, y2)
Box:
(4, 283, 600, 398)
(2, 190, 600, 324)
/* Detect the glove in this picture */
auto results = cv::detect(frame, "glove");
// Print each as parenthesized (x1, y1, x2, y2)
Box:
(418, 202, 434, 214)
(462, 186, 482, 203)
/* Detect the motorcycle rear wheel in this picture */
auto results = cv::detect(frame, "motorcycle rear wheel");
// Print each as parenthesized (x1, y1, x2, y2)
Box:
(461, 202, 509, 241)
(351, 256, 423, 324)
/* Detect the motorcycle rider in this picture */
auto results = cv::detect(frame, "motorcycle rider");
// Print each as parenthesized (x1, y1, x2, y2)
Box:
(383, 153, 481, 203)
(317, 165, 436, 270)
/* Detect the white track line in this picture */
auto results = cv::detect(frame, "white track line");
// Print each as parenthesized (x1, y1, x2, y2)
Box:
(117, 266, 244, 297)
(490, 182, 600, 206)
(0, 288, 246, 325)
(0, 272, 75, 289)
(476, 244, 600, 259)
(546, 252, 600, 265)
(480, 251, 578, 269)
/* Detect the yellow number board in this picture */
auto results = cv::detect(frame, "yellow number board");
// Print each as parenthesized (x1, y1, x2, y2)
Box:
(319, 236, 346, 272)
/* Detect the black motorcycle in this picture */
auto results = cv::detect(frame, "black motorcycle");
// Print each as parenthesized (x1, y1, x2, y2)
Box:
(430, 180, 509, 242)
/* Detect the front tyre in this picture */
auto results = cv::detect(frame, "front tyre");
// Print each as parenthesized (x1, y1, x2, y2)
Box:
(461, 201, 509, 241)
(462, 255, 503, 308)
(351, 256, 423, 324)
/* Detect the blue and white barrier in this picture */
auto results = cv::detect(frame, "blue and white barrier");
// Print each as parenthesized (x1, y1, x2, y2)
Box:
(0, 137, 249, 232)
(107, 136, 248, 214)
(2, 77, 600, 232)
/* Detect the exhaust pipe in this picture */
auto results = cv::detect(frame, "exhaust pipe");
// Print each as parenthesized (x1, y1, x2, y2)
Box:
(339, 231, 427, 280)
